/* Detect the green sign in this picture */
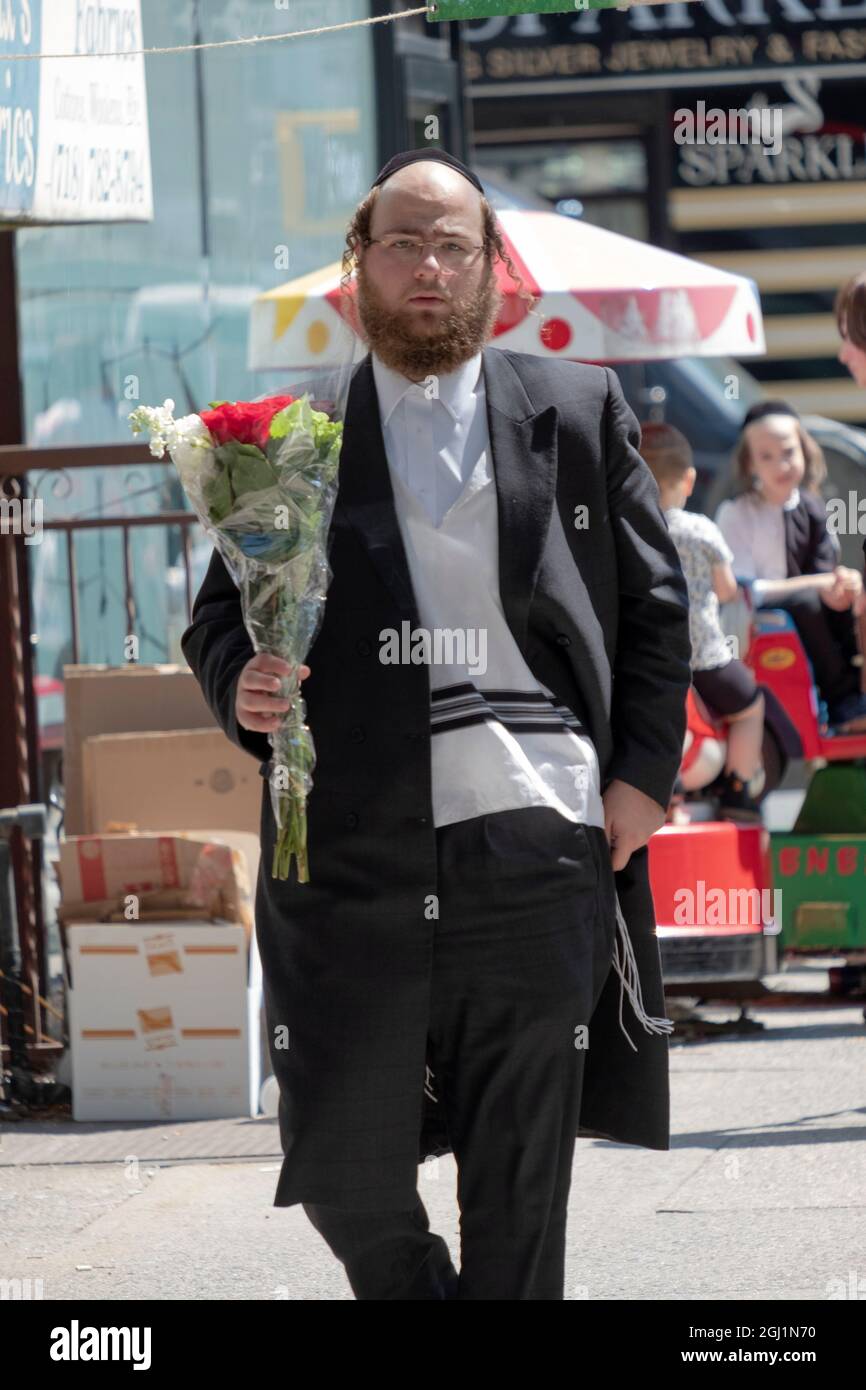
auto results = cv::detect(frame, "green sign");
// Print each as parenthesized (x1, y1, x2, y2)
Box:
(771, 833, 866, 950)
(427, 0, 630, 21)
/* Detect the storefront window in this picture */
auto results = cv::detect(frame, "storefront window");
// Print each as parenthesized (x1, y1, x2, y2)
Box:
(473, 138, 648, 238)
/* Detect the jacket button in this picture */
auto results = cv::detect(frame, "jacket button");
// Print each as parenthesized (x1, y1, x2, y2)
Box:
(408, 730, 424, 742)
(556, 633, 571, 647)
(345, 812, 359, 828)
(417, 815, 429, 826)
(349, 725, 365, 743)
(356, 639, 372, 656)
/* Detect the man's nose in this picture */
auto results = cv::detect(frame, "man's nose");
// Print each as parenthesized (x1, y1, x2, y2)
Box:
(415, 245, 446, 272)
(413, 265, 447, 292)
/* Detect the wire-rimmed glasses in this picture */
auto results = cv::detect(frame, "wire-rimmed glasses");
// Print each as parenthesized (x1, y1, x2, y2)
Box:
(364, 234, 486, 270)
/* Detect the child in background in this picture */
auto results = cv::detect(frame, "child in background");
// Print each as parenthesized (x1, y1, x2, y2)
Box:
(641, 422, 765, 822)
(716, 401, 866, 734)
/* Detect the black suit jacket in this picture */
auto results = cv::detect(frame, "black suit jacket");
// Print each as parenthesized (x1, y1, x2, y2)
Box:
(181, 346, 692, 1210)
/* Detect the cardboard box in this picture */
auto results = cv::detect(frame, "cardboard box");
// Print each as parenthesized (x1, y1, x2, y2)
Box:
(56, 832, 258, 944)
(183, 830, 261, 901)
(63, 665, 223, 837)
(82, 727, 261, 836)
(65, 922, 262, 1121)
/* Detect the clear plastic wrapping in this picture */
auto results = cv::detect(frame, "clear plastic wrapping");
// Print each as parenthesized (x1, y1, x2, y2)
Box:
(130, 357, 354, 883)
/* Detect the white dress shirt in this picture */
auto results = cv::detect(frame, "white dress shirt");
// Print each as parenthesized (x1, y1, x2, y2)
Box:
(374, 347, 489, 528)
(370, 349, 605, 832)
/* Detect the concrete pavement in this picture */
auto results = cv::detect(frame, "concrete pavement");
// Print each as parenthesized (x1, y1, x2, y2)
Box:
(2, 990, 864, 1301)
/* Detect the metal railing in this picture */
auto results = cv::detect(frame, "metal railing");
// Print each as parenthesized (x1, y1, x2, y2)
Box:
(0, 441, 200, 1102)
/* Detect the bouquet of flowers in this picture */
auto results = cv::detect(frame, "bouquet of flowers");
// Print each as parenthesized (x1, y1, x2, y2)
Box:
(129, 385, 347, 884)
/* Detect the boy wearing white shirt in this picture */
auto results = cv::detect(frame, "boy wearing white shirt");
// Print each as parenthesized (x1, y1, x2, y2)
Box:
(642, 423, 765, 822)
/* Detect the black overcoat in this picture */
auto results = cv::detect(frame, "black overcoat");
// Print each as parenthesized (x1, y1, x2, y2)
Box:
(180, 346, 692, 1210)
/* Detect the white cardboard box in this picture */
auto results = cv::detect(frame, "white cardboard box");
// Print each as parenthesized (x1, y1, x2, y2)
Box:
(66, 923, 262, 1121)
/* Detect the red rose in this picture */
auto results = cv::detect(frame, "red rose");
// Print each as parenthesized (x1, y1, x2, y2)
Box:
(200, 394, 294, 450)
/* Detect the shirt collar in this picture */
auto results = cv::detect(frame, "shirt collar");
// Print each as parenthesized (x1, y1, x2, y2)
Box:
(749, 485, 801, 511)
(371, 349, 483, 428)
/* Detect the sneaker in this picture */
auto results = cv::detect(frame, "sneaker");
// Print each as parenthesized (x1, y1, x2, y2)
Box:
(827, 690, 866, 734)
(716, 771, 763, 824)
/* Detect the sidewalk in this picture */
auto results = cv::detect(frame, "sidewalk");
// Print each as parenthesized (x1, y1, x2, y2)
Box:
(2, 992, 864, 1300)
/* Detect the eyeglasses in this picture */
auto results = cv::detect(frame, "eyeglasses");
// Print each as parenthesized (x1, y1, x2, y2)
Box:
(364, 235, 486, 269)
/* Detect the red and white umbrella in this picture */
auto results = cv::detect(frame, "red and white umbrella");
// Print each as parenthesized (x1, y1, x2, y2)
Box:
(248, 208, 764, 371)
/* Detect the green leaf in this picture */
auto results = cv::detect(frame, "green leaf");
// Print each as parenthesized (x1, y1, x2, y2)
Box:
(269, 397, 309, 439)
(203, 467, 233, 523)
(227, 448, 278, 500)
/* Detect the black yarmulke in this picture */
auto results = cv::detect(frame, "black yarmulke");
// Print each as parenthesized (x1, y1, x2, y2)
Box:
(742, 400, 800, 426)
(371, 147, 484, 195)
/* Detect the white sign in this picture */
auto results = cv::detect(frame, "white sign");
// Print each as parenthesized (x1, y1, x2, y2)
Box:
(1, 0, 153, 223)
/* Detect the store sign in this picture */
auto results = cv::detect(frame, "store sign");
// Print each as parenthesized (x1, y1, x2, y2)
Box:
(430, 0, 630, 19)
(464, 0, 866, 84)
(672, 75, 866, 184)
(1, 0, 153, 224)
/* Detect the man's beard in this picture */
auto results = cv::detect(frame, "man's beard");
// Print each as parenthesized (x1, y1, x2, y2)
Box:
(355, 261, 502, 378)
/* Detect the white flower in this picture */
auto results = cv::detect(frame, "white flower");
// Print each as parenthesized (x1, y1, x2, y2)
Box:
(128, 399, 213, 478)
(167, 410, 211, 475)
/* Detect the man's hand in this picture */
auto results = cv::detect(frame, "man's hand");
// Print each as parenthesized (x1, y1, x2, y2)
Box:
(602, 778, 666, 871)
(236, 652, 311, 733)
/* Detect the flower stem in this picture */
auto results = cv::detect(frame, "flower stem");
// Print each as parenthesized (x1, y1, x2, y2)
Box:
(271, 789, 310, 883)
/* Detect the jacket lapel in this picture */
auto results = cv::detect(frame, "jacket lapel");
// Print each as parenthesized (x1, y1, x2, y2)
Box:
(336, 347, 559, 650)
(482, 345, 559, 652)
(336, 353, 417, 616)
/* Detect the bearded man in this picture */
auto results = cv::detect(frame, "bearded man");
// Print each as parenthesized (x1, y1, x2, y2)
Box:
(181, 148, 692, 1301)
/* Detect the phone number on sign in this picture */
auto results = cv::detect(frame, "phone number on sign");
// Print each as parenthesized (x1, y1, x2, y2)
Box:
(50, 142, 147, 206)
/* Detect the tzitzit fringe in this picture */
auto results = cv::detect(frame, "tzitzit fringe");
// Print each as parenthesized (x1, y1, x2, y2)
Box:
(2, 1, 701, 62)
(612, 888, 674, 1052)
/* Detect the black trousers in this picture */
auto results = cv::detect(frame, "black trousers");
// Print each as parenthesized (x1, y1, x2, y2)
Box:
(773, 590, 860, 709)
(303, 805, 617, 1300)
